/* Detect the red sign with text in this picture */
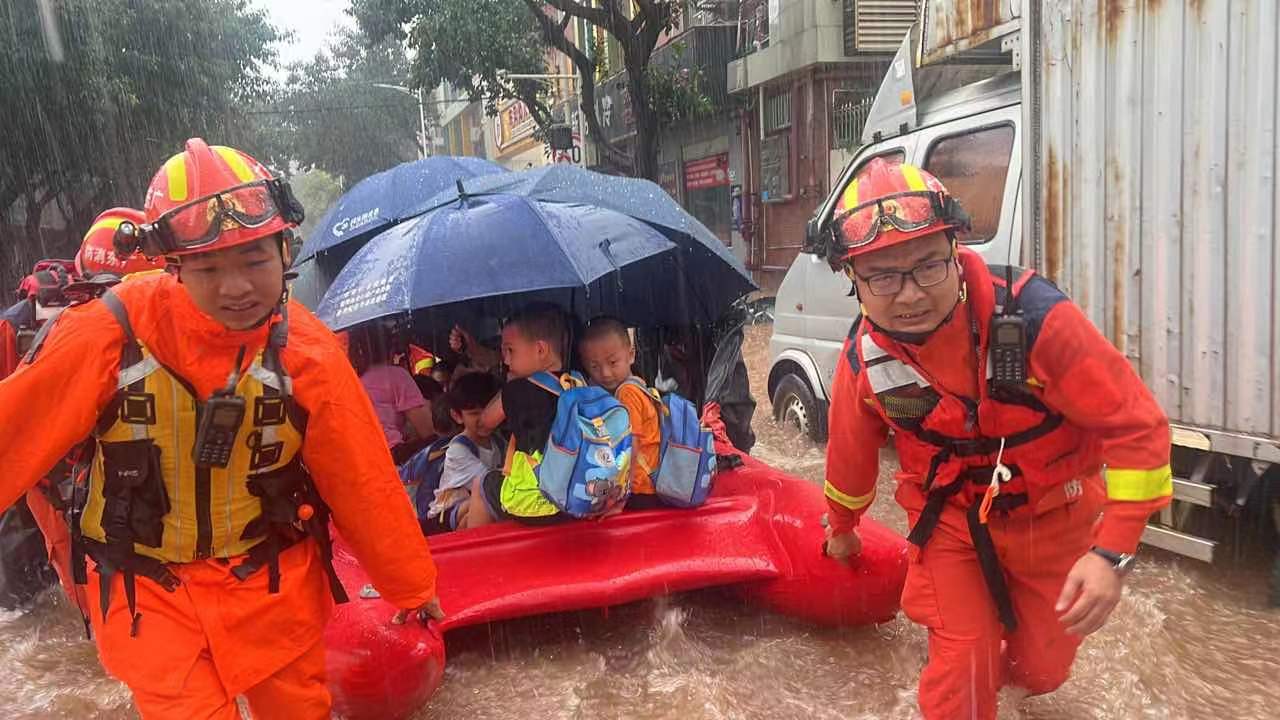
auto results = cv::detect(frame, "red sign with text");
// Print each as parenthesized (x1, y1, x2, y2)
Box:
(684, 154, 730, 191)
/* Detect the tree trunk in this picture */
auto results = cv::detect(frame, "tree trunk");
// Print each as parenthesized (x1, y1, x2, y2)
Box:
(624, 48, 661, 181)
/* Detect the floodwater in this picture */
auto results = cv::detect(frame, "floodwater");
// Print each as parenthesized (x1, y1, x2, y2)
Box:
(3, 325, 1278, 719)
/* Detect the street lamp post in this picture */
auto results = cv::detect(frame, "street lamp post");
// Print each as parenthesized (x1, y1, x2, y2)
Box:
(372, 82, 429, 159)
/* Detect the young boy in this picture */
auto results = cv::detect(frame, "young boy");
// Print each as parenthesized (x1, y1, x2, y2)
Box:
(579, 317, 664, 510)
(467, 303, 573, 526)
(428, 372, 503, 531)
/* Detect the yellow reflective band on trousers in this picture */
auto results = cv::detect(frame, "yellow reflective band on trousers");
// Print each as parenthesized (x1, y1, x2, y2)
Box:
(1104, 464, 1173, 502)
(500, 450, 561, 518)
(824, 480, 875, 511)
(79, 346, 304, 563)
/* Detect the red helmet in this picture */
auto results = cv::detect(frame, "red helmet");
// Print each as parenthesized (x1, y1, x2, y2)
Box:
(76, 208, 166, 278)
(824, 158, 970, 268)
(122, 138, 303, 259)
(16, 259, 75, 300)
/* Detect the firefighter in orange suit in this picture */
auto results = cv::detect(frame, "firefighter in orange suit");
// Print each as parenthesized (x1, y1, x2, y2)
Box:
(20, 209, 170, 617)
(818, 159, 1172, 719)
(0, 138, 442, 719)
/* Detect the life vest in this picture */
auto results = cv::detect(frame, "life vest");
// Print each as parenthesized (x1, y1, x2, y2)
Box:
(67, 291, 347, 633)
(850, 264, 1098, 630)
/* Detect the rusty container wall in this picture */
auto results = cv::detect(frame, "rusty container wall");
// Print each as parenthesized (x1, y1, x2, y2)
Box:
(1031, 0, 1280, 444)
(919, 0, 1021, 64)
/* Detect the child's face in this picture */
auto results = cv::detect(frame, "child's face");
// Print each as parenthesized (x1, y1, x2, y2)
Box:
(580, 333, 635, 392)
(502, 324, 551, 378)
(451, 407, 489, 439)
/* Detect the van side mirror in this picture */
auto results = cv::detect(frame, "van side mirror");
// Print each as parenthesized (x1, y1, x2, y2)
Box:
(804, 217, 819, 253)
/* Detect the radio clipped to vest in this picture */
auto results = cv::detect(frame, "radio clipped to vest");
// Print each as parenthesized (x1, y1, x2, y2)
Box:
(193, 346, 248, 468)
(990, 266, 1028, 387)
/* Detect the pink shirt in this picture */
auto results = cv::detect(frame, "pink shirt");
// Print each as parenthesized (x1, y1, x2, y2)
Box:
(359, 363, 426, 447)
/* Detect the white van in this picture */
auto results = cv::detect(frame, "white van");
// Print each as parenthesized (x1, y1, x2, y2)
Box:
(768, 71, 1021, 441)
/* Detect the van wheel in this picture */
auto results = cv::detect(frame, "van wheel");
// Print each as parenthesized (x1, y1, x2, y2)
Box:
(772, 374, 828, 442)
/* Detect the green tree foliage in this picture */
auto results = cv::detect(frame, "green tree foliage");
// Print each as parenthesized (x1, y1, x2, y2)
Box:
(352, 0, 556, 130)
(256, 27, 425, 187)
(0, 0, 280, 297)
(353, 0, 701, 181)
(289, 169, 345, 243)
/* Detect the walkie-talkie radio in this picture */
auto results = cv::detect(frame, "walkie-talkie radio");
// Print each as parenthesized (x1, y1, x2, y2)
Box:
(193, 346, 248, 468)
(990, 267, 1028, 387)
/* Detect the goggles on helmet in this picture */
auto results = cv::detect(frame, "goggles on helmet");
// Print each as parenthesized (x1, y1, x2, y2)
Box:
(831, 190, 971, 251)
(115, 177, 303, 259)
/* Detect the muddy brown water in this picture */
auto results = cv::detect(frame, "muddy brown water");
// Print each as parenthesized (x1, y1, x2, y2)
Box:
(3, 325, 1277, 719)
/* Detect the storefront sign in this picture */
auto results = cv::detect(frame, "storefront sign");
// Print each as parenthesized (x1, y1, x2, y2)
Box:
(493, 100, 537, 151)
(684, 154, 730, 191)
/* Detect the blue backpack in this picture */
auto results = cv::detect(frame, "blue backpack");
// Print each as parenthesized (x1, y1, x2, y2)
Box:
(529, 371, 633, 518)
(399, 436, 458, 522)
(621, 378, 717, 508)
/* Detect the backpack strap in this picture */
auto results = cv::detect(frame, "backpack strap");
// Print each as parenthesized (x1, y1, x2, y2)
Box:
(528, 370, 582, 396)
(452, 434, 480, 458)
(620, 376, 666, 414)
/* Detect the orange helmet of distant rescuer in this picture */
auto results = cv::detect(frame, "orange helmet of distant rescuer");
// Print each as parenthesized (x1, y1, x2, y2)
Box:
(823, 158, 971, 270)
(114, 138, 304, 261)
(76, 208, 167, 278)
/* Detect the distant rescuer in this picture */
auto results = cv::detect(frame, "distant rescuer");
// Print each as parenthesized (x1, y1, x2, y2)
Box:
(818, 158, 1172, 719)
(0, 138, 442, 719)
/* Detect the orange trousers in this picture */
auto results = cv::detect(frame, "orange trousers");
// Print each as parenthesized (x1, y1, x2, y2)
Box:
(898, 477, 1105, 720)
(85, 542, 333, 719)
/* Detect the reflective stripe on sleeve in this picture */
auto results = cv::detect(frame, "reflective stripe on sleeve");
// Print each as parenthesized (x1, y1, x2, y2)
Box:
(1105, 464, 1173, 501)
(824, 480, 875, 511)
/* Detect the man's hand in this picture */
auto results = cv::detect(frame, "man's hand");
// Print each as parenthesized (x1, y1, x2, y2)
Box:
(392, 596, 445, 626)
(824, 526, 862, 561)
(1056, 551, 1123, 636)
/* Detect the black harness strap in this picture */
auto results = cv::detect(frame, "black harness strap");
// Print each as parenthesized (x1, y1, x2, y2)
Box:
(968, 500, 1018, 631)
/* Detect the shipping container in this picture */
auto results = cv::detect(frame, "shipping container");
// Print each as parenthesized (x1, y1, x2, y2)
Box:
(1025, 0, 1280, 464)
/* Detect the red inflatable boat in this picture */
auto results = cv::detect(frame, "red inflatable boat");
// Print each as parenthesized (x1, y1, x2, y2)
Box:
(322, 436, 909, 719)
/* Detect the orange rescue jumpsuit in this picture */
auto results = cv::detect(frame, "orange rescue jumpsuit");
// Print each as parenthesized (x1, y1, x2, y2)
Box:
(825, 249, 1171, 719)
(0, 274, 437, 719)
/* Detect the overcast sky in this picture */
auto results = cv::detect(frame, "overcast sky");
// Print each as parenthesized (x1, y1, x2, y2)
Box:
(258, 0, 354, 68)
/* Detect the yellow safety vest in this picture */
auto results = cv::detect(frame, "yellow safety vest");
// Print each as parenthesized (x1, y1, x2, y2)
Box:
(78, 314, 304, 564)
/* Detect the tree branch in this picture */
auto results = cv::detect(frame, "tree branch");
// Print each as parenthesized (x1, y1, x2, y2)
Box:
(521, 0, 632, 171)
(542, 0, 630, 40)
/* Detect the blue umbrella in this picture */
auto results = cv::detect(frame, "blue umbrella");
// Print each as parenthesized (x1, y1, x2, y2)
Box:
(297, 155, 506, 263)
(414, 164, 747, 282)
(317, 193, 685, 332)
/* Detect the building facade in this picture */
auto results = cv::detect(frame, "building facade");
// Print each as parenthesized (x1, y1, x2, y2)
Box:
(727, 0, 914, 291)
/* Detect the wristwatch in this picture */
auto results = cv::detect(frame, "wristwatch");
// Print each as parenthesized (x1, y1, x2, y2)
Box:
(1090, 546, 1136, 576)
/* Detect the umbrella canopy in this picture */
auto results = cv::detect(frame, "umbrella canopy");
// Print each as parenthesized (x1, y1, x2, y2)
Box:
(317, 193, 691, 332)
(314, 193, 670, 330)
(298, 155, 506, 263)
(416, 164, 746, 281)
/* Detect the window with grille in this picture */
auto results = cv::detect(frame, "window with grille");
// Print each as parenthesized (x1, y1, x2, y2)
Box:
(763, 87, 791, 134)
(831, 89, 874, 149)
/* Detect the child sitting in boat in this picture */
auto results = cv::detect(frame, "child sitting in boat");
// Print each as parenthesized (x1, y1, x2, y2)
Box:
(428, 372, 504, 531)
(467, 303, 575, 526)
(579, 317, 665, 510)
